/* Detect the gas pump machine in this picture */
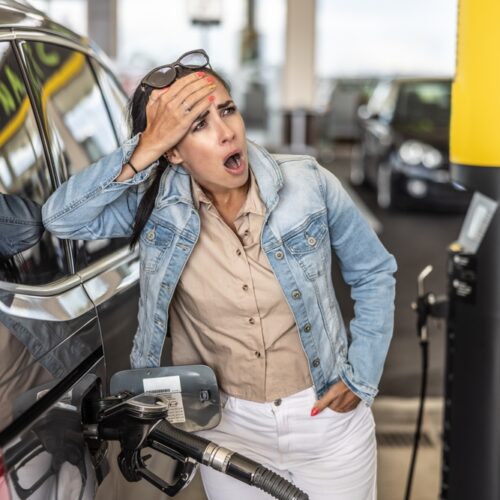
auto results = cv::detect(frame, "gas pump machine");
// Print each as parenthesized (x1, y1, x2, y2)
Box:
(438, 0, 500, 497)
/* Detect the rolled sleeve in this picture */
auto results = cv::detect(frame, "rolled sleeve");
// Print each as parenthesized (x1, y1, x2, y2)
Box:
(43, 134, 157, 240)
(319, 164, 397, 405)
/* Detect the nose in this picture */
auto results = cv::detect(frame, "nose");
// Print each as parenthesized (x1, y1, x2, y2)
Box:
(214, 115, 235, 144)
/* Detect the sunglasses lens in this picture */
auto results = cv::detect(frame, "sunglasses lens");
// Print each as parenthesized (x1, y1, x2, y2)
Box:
(146, 66, 176, 88)
(179, 51, 209, 68)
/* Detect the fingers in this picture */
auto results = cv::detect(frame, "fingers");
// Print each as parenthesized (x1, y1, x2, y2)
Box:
(311, 386, 337, 416)
(178, 82, 216, 116)
(310, 381, 361, 416)
(147, 72, 216, 121)
(149, 87, 170, 103)
(170, 75, 216, 112)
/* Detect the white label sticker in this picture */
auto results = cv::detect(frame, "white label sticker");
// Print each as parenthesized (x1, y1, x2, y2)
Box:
(161, 393, 186, 424)
(143, 375, 181, 393)
(143, 375, 185, 423)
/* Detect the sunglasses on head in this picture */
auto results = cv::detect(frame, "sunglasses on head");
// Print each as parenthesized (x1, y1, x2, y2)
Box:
(140, 49, 211, 89)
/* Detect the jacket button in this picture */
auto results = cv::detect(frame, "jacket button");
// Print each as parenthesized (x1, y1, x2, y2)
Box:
(307, 236, 317, 246)
(292, 290, 301, 299)
(242, 284, 249, 291)
(249, 317, 255, 325)
(146, 230, 155, 241)
(254, 351, 261, 358)
(304, 323, 312, 333)
(273, 398, 282, 406)
(275, 250, 284, 260)
(236, 249, 242, 256)
(312, 358, 320, 368)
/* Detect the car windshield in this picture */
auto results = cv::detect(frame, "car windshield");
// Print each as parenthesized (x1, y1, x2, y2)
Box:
(393, 81, 451, 135)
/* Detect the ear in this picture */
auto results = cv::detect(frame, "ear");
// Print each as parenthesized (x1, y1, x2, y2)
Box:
(166, 147, 184, 165)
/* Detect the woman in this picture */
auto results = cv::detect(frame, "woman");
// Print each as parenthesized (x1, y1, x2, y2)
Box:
(42, 49, 397, 499)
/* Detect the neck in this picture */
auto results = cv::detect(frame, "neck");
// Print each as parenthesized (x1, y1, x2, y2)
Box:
(201, 178, 250, 212)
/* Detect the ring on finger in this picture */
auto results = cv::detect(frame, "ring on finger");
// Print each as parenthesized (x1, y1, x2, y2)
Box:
(182, 100, 191, 113)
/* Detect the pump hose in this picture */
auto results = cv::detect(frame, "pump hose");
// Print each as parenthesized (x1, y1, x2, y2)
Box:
(403, 338, 429, 500)
(149, 420, 309, 500)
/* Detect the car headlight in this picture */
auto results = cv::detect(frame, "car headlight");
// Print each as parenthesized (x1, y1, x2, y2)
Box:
(398, 140, 443, 169)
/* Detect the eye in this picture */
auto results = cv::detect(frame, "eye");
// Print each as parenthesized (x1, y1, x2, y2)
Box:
(192, 119, 206, 132)
(221, 105, 236, 117)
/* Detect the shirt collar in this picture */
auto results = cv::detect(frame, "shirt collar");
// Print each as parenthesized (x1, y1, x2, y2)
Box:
(190, 170, 266, 216)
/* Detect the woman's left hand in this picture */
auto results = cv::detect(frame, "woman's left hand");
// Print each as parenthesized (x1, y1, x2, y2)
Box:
(311, 380, 361, 416)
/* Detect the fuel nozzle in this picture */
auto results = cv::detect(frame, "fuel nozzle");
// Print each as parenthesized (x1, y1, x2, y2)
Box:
(88, 392, 198, 496)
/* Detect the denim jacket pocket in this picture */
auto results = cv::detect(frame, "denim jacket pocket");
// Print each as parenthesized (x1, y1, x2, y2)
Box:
(283, 215, 329, 280)
(140, 218, 175, 273)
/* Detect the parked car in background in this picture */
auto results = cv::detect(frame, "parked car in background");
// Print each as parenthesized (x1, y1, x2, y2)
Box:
(320, 77, 377, 143)
(0, 2, 141, 498)
(352, 77, 471, 210)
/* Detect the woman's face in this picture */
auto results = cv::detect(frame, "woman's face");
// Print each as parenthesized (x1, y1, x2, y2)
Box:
(168, 79, 248, 197)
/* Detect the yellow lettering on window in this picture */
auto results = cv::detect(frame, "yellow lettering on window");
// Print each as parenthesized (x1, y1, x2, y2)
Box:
(5, 67, 25, 105)
(35, 42, 60, 67)
(0, 83, 15, 116)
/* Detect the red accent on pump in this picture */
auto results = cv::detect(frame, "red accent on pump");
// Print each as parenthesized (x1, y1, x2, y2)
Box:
(0, 451, 10, 500)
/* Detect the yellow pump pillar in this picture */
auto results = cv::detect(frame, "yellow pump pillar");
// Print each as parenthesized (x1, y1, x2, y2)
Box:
(444, 0, 500, 498)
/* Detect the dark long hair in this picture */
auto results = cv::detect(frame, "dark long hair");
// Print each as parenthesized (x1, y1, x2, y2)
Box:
(129, 66, 231, 248)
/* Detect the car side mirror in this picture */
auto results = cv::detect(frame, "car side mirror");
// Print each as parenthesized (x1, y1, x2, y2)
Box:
(109, 365, 221, 432)
(357, 104, 379, 121)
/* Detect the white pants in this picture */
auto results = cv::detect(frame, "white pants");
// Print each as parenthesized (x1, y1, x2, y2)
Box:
(197, 387, 377, 500)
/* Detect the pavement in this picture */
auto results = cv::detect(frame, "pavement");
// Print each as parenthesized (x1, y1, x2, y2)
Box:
(374, 397, 443, 500)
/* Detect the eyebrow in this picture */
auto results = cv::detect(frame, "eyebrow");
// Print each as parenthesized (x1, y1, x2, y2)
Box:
(193, 100, 235, 123)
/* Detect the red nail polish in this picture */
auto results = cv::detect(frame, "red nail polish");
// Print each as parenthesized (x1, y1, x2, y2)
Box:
(196, 71, 205, 77)
(206, 76, 214, 83)
(310, 407, 319, 417)
(208, 95, 215, 102)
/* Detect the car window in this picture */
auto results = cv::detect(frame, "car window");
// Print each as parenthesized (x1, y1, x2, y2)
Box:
(394, 81, 451, 131)
(18, 41, 129, 269)
(91, 60, 130, 144)
(0, 41, 68, 285)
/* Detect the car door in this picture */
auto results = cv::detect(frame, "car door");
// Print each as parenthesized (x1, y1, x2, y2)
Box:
(0, 38, 109, 499)
(17, 39, 141, 389)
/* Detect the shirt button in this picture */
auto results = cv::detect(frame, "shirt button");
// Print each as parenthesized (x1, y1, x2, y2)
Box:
(236, 249, 242, 256)
(292, 290, 301, 299)
(254, 351, 261, 358)
(304, 323, 312, 333)
(242, 284, 249, 291)
(244, 230, 250, 236)
(249, 317, 255, 325)
(275, 250, 284, 260)
(307, 236, 317, 246)
(273, 399, 282, 406)
(312, 358, 320, 368)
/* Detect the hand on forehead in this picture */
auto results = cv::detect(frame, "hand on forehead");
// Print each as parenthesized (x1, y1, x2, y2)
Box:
(149, 72, 211, 103)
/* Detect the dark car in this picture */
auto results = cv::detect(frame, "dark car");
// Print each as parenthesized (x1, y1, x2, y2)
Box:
(351, 77, 471, 210)
(0, 2, 141, 498)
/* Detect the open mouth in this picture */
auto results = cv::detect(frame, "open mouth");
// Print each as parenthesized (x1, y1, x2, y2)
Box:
(224, 152, 242, 170)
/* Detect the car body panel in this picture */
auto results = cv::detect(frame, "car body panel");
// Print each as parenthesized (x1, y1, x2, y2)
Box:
(0, 2, 139, 498)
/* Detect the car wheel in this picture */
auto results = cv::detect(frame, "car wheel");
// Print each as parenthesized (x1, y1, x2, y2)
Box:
(350, 143, 366, 186)
(377, 162, 394, 209)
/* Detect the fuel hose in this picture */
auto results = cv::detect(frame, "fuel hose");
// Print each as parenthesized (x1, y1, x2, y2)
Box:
(149, 420, 309, 500)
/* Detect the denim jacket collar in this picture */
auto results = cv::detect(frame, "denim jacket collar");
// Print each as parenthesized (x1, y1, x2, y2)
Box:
(156, 140, 283, 211)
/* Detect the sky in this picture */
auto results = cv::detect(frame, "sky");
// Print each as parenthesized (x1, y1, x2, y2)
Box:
(31, 0, 458, 80)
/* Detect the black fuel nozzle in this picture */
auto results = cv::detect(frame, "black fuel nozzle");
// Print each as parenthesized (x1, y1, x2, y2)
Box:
(411, 265, 448, 344)
(96, 392, 168, 451)
(89, 392, 197, 495)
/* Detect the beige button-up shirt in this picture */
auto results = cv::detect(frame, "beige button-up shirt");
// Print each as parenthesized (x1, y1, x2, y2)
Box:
(169, 172, 312, 402)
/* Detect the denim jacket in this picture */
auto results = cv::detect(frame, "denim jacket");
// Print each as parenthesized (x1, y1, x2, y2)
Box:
(42, 136, 397, 405)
